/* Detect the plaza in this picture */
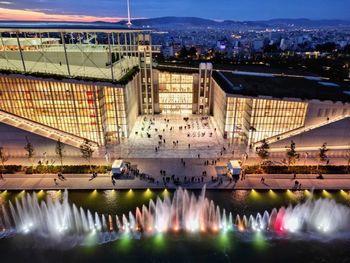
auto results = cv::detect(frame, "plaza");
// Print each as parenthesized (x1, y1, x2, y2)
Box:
(116, 114, 231, 158)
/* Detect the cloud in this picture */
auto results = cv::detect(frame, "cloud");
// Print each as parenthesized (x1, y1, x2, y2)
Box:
(0, 1, 13, 4)
(0, 7, 126, 22)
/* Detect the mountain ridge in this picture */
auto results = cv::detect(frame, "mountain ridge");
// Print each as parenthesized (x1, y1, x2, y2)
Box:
(116, 16, 350, 28)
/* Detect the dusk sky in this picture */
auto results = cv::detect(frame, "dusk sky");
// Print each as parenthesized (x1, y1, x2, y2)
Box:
(0, 0, 349, 22)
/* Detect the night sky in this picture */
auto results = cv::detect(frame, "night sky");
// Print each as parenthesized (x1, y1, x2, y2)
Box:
(0, 0, 349, 22)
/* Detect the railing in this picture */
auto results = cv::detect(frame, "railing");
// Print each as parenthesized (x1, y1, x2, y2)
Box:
(0, 109, 99, 149)
(0, 44, 161, 53)
(254, 114, 350, 147)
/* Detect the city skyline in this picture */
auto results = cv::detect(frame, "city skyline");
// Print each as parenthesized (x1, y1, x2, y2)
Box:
(0, 0, 350, 22)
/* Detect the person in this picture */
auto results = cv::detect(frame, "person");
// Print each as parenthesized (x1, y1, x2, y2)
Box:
(317, 173, 324, 180)
(54, 178, 58, 186)
(0, 171, 3, 180)
(293, 173, 296, 180)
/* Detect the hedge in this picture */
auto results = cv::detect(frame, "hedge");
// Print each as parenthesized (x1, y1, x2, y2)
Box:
(244, 165, 350, 174)
(2, 165, 111, 174)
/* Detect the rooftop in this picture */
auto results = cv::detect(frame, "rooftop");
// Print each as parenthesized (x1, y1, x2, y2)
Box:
(155, 64, 198, 74)
(0, 22, 146, 33)
(212, 70, 350, 102)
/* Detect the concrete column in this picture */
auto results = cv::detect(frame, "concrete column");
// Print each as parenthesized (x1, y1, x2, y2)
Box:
(16, 32, 26, 72)
(107, 33, 115, 81)
(232, 97, 238, 145)
(60, 32, 71, 77)
(113, 88, 121, 144)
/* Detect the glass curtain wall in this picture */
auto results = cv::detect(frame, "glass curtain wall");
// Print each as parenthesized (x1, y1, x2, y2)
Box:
(250, 99, 307, 142)
(0, 76, 127, 145)
(158, 72, 193, 115)
(225, 97, 251, 143)
(225, 97, 308, 144)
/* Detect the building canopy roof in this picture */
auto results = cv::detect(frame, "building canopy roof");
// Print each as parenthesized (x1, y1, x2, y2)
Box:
(0, 37, 60, 46)
(212, 70, 350, 102)
(0, 22, 146, 33)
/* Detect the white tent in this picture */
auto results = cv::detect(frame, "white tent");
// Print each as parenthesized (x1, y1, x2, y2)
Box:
(227, 160, 241, 176)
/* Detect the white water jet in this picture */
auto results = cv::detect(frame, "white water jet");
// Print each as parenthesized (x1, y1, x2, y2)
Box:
(0, 186, 349, 247)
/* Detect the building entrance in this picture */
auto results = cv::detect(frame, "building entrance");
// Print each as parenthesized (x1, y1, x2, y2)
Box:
(158, 72, 194, 115)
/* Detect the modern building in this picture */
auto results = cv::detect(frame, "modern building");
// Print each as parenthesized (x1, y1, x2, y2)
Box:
(0, 24, 350, 153)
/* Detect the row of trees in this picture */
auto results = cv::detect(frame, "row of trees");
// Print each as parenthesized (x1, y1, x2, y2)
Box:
(0, 137, 95, 173)
(255, 139, 350, 171)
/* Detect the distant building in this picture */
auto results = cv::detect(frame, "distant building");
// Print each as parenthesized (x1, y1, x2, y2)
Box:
(252, 40, 264, 51)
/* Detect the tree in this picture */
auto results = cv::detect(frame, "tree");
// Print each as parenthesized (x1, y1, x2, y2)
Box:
(263, 43, 278, 53)
(318, 143, 329, 171)
(55, 139, 65, 171)
(286, 140, 300, 168)
(256, 139, 270, 165)
(179, 46, 188, 59)
(346, 145, 350, 173)
(344, 44, 350, 54)
(315, 42, 336, 53)
(24, 136, 34, 168)
(188, 46, 198, 59)
(80, 139, 94, 171)
(0, 146, 9, 174)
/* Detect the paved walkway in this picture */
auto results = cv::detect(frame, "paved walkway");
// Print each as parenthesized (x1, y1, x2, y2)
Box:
(105, 115, 236, 158)
(1, 157, 350, 190)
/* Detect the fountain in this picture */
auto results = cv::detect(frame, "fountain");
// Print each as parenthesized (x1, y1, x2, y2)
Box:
(0, 186, 350, 246)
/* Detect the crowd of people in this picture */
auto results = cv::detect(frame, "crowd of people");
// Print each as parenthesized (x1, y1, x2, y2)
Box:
(131, 116, 220, 155)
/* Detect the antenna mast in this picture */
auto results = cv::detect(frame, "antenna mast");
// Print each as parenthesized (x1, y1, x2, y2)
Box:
(126, 0, 132, 27)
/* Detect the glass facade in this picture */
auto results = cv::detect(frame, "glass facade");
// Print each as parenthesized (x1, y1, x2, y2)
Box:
(0, 75, 127, 145)
(225, 97, 251, 143)
(250, 99, 308, 142)
(224, 96, 308, 144)
(158, 72, 193, 114)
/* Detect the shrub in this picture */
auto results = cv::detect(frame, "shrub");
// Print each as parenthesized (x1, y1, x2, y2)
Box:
(2, 165, 22, 174)
(244, 165, 348, 174)
(25, 166, 33, 174)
